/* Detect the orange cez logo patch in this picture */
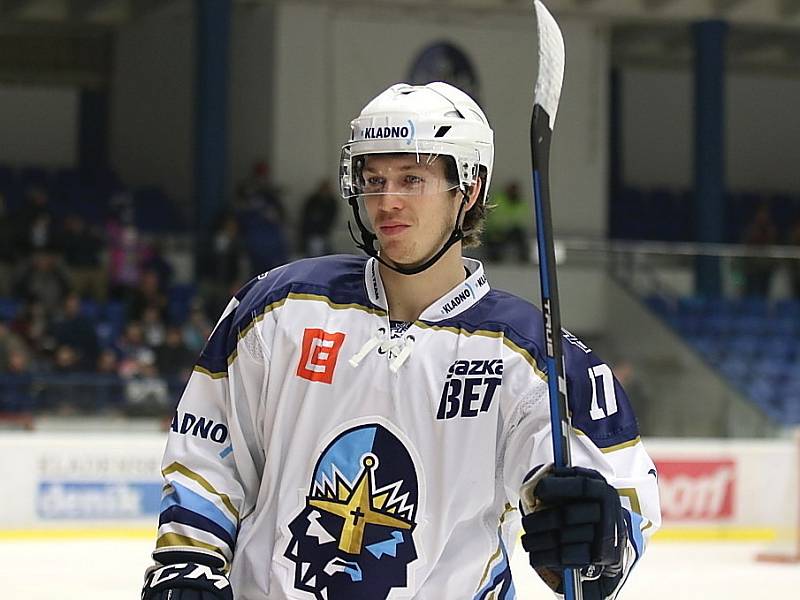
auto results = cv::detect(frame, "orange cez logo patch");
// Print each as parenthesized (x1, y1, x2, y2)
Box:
(296, 328, 346, 384)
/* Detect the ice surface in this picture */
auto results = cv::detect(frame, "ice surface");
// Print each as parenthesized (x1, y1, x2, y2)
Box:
(1, 537, 798, 599)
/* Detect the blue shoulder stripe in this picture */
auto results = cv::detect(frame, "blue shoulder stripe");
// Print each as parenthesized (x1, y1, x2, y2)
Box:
(159, 504, 236, 552)
(160, 481, 238, 540)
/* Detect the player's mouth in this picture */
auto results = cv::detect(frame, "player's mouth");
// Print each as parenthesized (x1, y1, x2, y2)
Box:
(378, 222, 410, 236)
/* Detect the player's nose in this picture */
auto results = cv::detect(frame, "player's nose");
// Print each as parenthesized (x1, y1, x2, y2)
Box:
(375, 187, 406, 210)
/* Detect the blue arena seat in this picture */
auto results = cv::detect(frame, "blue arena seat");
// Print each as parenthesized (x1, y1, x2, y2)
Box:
(0, 298, 19, 321)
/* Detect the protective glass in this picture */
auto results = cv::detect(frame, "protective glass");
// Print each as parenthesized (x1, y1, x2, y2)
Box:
(340, 148, 461, 200)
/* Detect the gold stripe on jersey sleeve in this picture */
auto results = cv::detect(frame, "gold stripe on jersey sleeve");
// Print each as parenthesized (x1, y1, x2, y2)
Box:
(162, 462, 240, 522)
(573, 429, 642, 454)
(617, 487, 653, 532)
(155, 532, 226, 557)
(193, 365, 228, 380)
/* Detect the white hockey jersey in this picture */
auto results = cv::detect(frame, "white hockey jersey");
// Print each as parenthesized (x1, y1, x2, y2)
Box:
(154, 254, 661, 600)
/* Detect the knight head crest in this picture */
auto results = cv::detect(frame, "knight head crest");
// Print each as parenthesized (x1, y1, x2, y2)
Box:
(285, 424, 419, 599)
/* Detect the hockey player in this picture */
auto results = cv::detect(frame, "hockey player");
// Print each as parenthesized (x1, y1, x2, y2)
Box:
(142, 82, 660, 600)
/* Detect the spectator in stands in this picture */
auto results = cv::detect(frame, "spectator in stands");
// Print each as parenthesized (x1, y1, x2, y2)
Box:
(142, 240, 174, 293)
(4, 346, 31, 378)
(181, 300, 213, 354)
(787, 216, 800, 298)
(205, 213, 245, 313)
(123, 353, 170, 417)
(740, 203, 778, 297)
(107, 217, 148, 303)
(12, 249, 72, 314)
(242, 210, 290, 274)
(212, 214, 243, 283)
(117, 321, 157, 378)
(0, 193, 15, 295)
(94, 348, 124, 414)
(52, 345, 81, 373)
(0, 330, 32, 412)
(299, 179, 339, 256)
(126, 269, 168, 322)
(58, 214, 106, 301)
(141, 305, 166, 348)
(96, 348, 120, 375)
(16, 186, 56, 254)
(484, 182, 529, 262)
(0, 323, 28, 373)
(9, 300, 49, 362)
(156, 325, 196, 380)
(236, 159, 290, 272)
(236, 160, 285, 221)
(48, 292, 99, 371)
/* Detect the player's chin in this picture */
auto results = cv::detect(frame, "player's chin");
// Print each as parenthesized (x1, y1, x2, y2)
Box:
(378, 241, 412, 262)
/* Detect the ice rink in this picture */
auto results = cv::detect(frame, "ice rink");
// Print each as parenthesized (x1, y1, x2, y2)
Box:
(2, 536, 798, 599)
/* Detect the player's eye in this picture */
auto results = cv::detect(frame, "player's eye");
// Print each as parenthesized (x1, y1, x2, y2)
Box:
(363, 176, 385, 192)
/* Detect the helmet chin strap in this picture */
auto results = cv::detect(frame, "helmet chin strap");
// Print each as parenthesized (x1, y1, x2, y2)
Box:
(348, 194, 469, 276)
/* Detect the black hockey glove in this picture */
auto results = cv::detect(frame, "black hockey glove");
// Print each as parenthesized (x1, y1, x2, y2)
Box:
(520, 465, 628, 600)
(141, 562, 233, 600)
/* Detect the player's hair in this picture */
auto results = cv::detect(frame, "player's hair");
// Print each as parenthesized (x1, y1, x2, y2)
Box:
(445, 159, 491, 249)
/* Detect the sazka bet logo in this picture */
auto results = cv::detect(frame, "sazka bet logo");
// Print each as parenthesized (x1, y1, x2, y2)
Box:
(284, 424, 419, 599)
(437, 359, 503, 420)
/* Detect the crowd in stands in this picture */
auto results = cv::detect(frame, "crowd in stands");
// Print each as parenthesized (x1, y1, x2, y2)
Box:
(2, 160, 799, 422)
(0, 184, 211, 416)
(0, 161, 346, 419)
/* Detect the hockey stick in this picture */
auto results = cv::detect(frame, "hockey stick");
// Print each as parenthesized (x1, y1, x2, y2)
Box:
(521, 3, 583, 600)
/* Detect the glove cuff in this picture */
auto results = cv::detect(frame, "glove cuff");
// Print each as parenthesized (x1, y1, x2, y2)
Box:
(142, 562, 233, 600)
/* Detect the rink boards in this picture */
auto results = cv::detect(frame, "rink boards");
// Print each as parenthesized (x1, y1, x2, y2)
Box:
(0, 432, 796, 542)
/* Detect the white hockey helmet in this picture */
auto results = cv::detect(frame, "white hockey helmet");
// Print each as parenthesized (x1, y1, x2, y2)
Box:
(340, 82, 494, 204)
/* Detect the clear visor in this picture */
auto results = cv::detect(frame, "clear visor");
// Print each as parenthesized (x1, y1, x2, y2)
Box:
(340, 150, 461, 199)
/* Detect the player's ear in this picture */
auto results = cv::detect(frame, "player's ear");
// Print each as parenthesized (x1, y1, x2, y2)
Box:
(464, 177, 482, 212)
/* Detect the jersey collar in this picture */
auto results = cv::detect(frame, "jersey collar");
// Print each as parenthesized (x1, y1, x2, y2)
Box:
(364, 256, 490, 322)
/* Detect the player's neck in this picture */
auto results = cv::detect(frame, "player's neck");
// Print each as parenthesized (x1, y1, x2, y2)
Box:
(379, 244, 466, 322)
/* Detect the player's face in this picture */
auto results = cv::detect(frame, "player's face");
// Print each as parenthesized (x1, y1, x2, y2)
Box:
(360, 154, 462, 268)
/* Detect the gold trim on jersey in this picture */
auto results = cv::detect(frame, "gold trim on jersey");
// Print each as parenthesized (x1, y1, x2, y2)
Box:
(162, 462, 240, 522)
(617, 487, 653, 532)
(155, 532, 226, 557)
(193, 292, 387, 380)
(414, 322, 548, 383)
(286, 292, 388, 317)
(193, 365, 229, 380)
(573, 430, 642, 454)
(195, 289, 553, 386)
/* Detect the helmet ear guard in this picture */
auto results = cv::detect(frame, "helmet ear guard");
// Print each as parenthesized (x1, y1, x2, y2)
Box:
(341, 82, 494, 276)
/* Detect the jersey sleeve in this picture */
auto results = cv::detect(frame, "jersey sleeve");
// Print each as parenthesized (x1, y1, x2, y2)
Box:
(154, 279, 271, 570)
(502, 330, 661, 598)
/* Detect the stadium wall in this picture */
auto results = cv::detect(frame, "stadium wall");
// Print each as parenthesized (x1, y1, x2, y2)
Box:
(0, 85, 78, 167)
(622, 66, 800, 193)
(273, 2, 611, 239)
(0, 431, 794, 544)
